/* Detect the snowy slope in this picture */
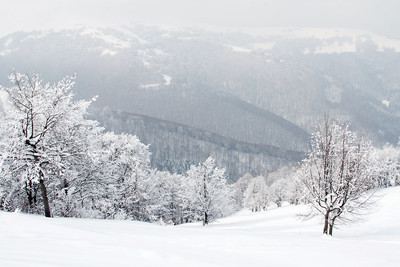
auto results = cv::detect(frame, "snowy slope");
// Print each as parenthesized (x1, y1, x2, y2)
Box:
(0, 187, 399, 267)
(245, 27, 400, 53)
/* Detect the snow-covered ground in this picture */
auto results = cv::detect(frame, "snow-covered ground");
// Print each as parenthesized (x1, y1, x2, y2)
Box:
(1, 187, 399, 267)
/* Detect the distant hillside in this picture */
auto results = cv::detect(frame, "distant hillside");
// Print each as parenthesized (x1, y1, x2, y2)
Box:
(1, 25, 400, 178)
(93, 108, 304, 182)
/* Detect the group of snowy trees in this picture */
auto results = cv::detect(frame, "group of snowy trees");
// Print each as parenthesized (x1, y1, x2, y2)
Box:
(238, 168, 301, 212)
(1, 72, 399, 234)
(0, 72, 234, 224)
(239, 117, 400, 236)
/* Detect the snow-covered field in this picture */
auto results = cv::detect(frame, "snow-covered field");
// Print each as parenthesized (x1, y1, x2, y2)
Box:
(1, 187, 399, 267)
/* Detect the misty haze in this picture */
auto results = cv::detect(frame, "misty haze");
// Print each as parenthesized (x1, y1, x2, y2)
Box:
(0, 1, 400, 266)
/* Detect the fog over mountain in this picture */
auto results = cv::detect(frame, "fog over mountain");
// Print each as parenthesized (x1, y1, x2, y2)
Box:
(1, 1, 400, 38)
(1, 24, 400, 179)
(1, 1, 400, 180)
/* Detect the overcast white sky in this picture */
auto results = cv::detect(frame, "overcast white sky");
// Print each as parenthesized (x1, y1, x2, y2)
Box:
(0, 0, 399, 38)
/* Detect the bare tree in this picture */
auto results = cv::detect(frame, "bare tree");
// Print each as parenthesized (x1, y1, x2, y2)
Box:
(300, 117, 377, 235)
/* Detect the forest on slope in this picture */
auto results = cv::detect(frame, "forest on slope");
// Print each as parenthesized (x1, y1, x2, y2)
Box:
(1, 26, 400, 178)
(94, 108, 304, 181)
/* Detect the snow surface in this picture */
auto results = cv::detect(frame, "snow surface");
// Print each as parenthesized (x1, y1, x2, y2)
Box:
(21, 31, 50, 42)
(140, 75, 171, 89)
(154, 48, 168, 56)
(0, 187, 399, 267)
(225, 45, 251, 53)
(314, 41, 357, 54)
(137, 50, 151, 68)
(4, 38, 13, 47)
(0, 37, 16, 55)
(114, 27, 149, 45)
(80, 27, 130, 49)
(101, 49, 117, 56)
(0, 49, 12, 56)
(252, 42, 275, 50)
(382, 100, 390, 107)
(140, 83, 160, 89)
(246, 27, 400, 53)
(163, 74, 172, 85)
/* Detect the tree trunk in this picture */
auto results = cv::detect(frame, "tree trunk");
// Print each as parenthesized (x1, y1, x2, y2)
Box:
(30, 144, 50, 217)
(203, 212, 208, 226)
(25, 181, 36, 207)
(328, 218, 336, 236)
(323, 210, 329, 235)
(39, 176, 51, 218)
(328, 223, 334, 236)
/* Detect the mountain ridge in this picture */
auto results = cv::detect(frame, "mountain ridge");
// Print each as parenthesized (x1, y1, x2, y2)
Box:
(1, 25, 400, 178)
(93, 108, 305, 181)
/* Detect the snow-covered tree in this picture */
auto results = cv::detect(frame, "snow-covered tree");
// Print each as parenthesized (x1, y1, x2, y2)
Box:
(46, 113, 103, 218)
(0, 72, 241, 224)
(0, 72, 98, 217)
(186, 157, 233, 225)
(373, 145, 400, 188)
(145, 171, 190, 224)
(243, 176, 269, 212)
(92, 132, 151, 220)
(232, 173, 254, 210)
(300, 117, 378, 235)
(269, 178, 288, 207)
(285, 166, 307, 205)
(266, 166, 299, 207)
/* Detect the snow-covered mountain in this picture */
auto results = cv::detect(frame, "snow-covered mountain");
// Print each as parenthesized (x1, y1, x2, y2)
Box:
(1, 25, 400, 178)
(243, 27, 400, 53)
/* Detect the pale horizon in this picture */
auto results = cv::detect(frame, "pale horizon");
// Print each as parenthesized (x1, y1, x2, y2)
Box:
(1, 0, 399, 38)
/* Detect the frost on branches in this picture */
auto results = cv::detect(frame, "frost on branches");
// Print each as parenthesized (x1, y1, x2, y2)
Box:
(0, 72, 99, 217)
(243, 176, 269, 212)
(299, 117, 378, 236)
(0, 72, 236, 223)
(373, 145, 400, 188)
(186, 157, 234, 225)
(95, 132, 151, 220)
(0, 73, 150, 219)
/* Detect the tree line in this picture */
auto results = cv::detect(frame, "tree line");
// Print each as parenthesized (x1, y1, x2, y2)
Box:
(1, 72, 398, 235)
(0, 73, 234, 225)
